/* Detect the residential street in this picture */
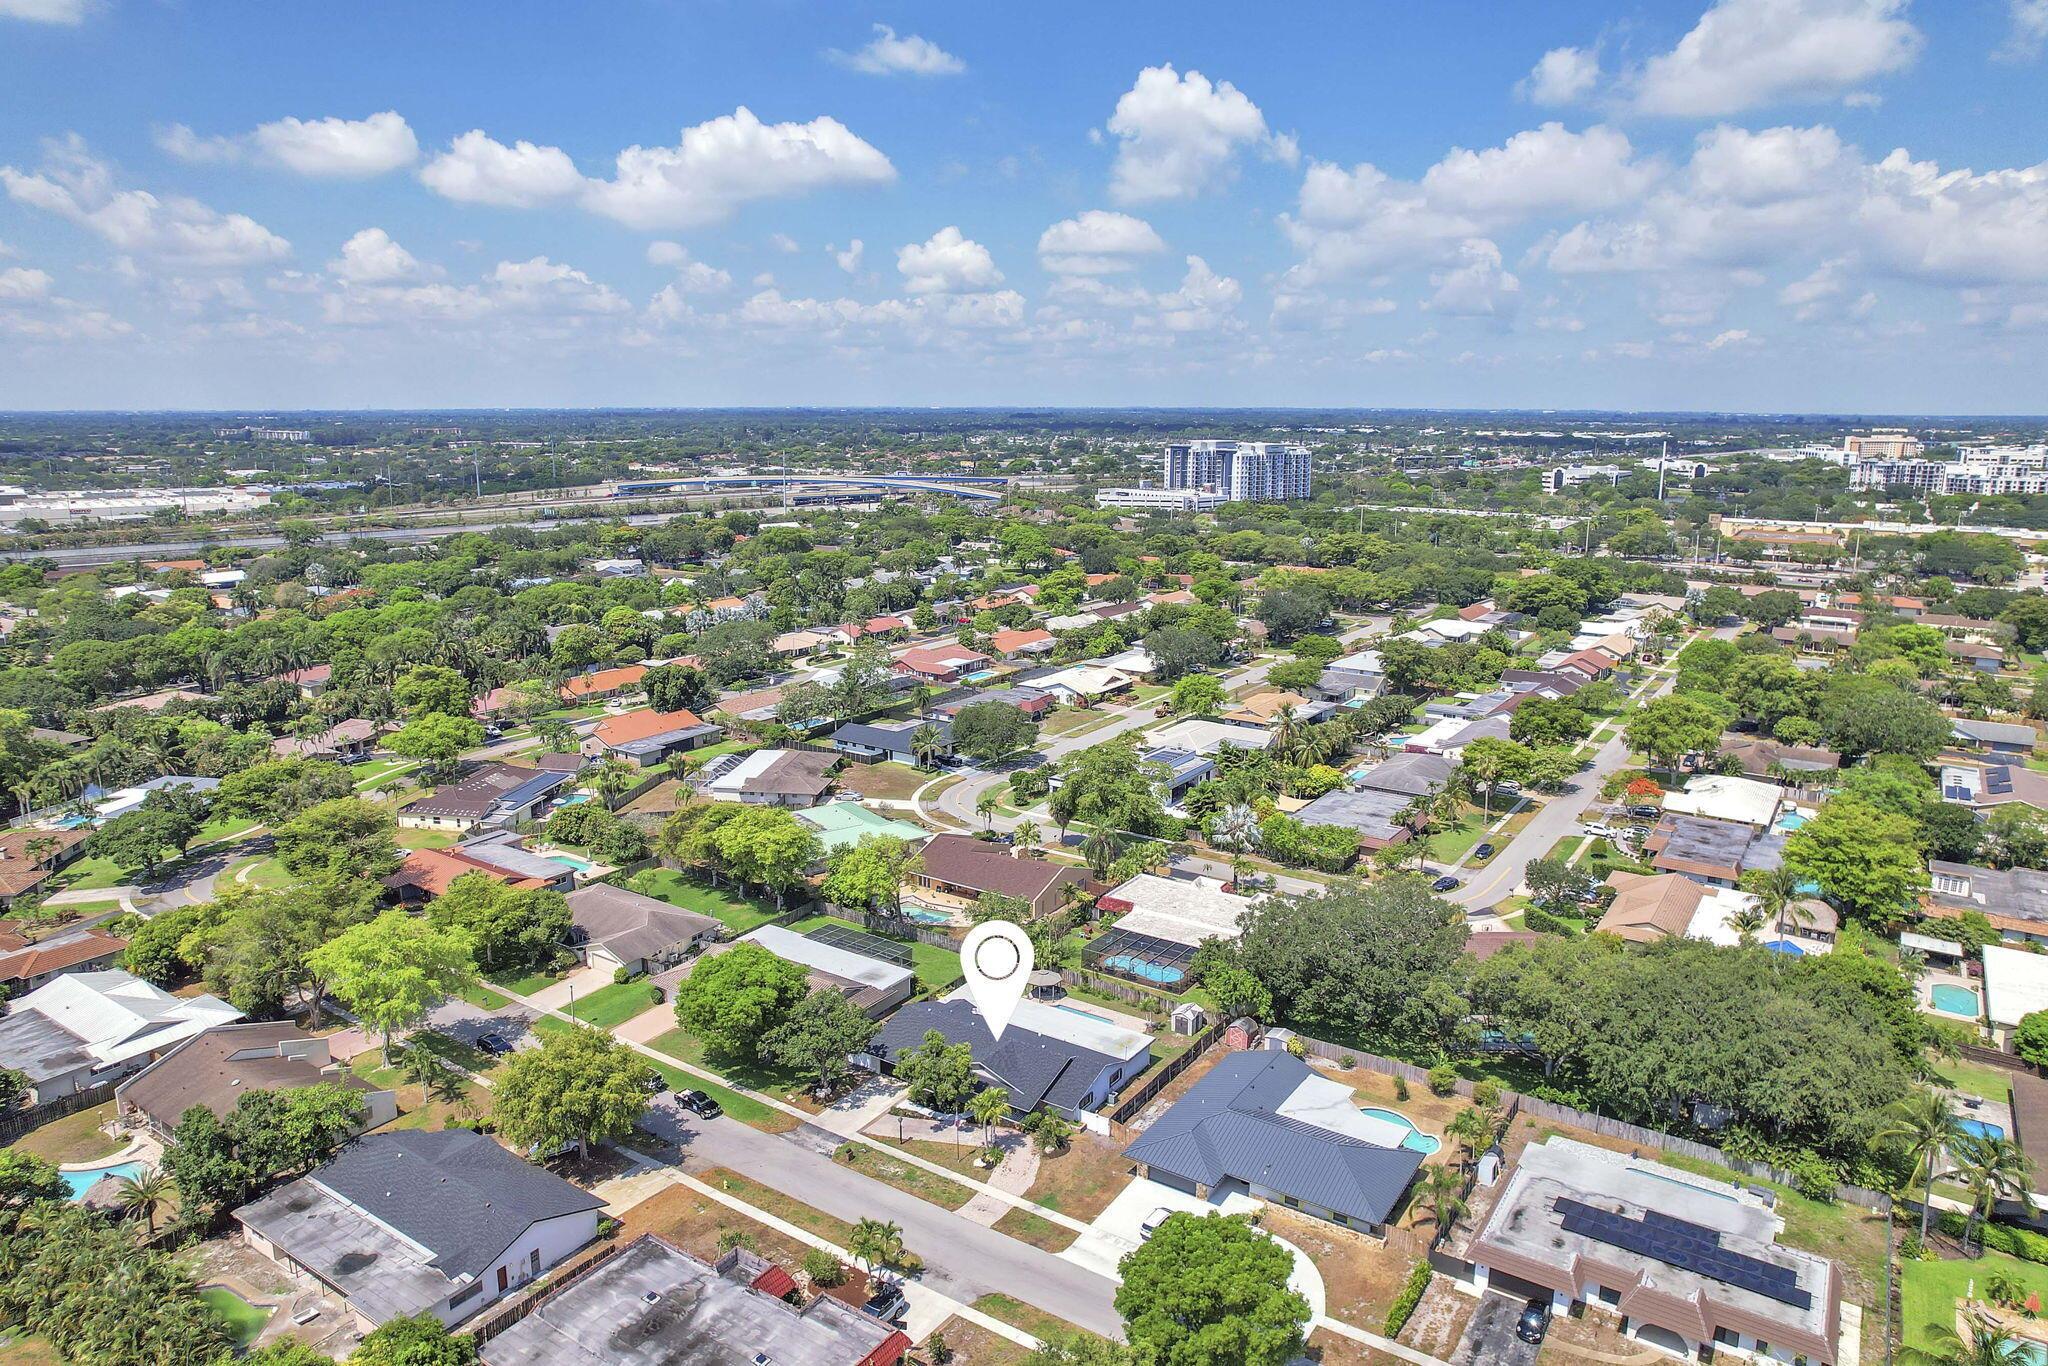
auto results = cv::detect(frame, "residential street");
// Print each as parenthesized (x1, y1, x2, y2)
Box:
(636, 1098, 1126, 1338)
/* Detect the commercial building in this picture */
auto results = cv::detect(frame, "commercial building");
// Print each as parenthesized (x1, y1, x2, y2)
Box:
(1094, 486, 1227, 513)
(1848, 441, 2048, 494)
(1160, 440, 1313, 502)
(0, 485, 275, 526)
(1463, 1136, 1841, 1364)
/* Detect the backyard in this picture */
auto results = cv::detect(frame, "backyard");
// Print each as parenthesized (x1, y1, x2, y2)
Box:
(5, 1102, 122, 1165)
(626, 868, 783, 935)
(1901, 1249, 2048, 1357)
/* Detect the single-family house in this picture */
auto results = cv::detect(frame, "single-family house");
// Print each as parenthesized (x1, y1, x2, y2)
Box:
(482, 1235, 911, 1366)
(1642, 815, 1757, 887)
(0, 826, 91, 907)
(271, 717, 382, 762)
(739, 924, 915, 1018)
(696, 748, 837, 807)
(1141, 747, 1214, 805)
(1293, 788, 1416, 853)
(1087, 874, 1251, 986)
(1714, 736, 1841, 784)
(892, 644, 990, 684)
(1146, 717, 1274, 756)
(1939, 758, 2048, 812)
(861, 996, 1150, 1119)
(1124, 1050, 1425, 1236)
(1926, 861, 2048, 945)
(909, 833, 1090, 917)
(277, 664, 334, 697)
(1353, 752, 1456, 798)
(581, 708, 721, 767)
(1983, 944, 2048, 1043)
(399, 763, 573, 832)
(0, 926, 126, 992)
(935, 686, 1055, 720)
(1031, 664, 1134, 706)
(236, 1130, 605, 1331)
(795, 801, 930, 855)
(559, 665, 648, 703)
(831, 719, 951, 766)
(769, 629, 831, 660)
(115, 1020, 395, 1138)
(566, 883, 722, 976)
(989, 627, 1055, 659)
(1221, 690, 1332, 728)
(0, 970, 241, 1104)
(1952, 717, 2041, 756)
(1661, 774, 1783, 829)
(1459, 1136, 1841, 1365)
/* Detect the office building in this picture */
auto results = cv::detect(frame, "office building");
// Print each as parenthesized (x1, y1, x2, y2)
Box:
(1095, 486, 1226, 512)
(1847, 442, 2048, 494)
(1160, 440, 1312, 502)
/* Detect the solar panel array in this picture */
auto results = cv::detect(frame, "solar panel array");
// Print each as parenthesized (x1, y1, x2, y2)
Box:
(804, 922, 914, 967)
(1988, 767, 2016, 796)
(1555, 1199, 1812, 1310)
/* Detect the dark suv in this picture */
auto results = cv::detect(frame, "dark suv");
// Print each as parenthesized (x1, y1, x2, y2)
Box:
(1515, 1300, 1550, 1344)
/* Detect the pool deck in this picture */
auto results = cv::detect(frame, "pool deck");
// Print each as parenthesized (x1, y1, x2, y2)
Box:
(57, 1131, 159, 1174)
(1922, 969, 1985, 1021)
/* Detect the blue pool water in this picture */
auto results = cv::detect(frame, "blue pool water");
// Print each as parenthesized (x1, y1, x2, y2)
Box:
(555, 793, 594, 807)
(548, 854, 594, 873)
(1932, 984, 1982, 1016)
(1101, 954, 1185, 985)
(1359, 1107, 1443, 1156)
(62, 1159, 145, 1199)
(1050, 1002, 1114, 1024)
(1763, 939, 1807, 956)
(1958, 1117, 2006, 1141)
(962, 670, 1000, 683)
(1774, 811, 1808, 833)
(902, 907, 952, 925)
(54, 813, 95, 829)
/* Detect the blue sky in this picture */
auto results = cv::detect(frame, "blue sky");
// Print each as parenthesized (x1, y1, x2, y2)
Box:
(1, 0, 2045, 412)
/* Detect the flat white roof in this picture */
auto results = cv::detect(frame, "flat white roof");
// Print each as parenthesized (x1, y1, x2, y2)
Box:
(1147, 718, 1274, 754)
(1984, 943, 2048, 1027)
(707, 748, 781, 793)
(1104, 873, 1253, 946)
(742, 925, 912, 993)
(1011, 996, 1152, 1061)
(1664, 775, 1782, 828)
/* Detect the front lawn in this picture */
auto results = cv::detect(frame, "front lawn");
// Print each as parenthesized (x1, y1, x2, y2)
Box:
(491, 968, 564, 997)
(397, 828, 458, 850)
(564, 980, 662, 1030)
(784, 914, 962, 993)
(832, 761, 929, 802)
(1901, 1250, 2048, 1356)
(626, 868, 783, 935)
(645, 1027, 809, 1099)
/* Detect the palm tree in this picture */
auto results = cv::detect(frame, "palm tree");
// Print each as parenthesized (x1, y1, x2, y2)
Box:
(1876, 1094, 1963, 1245)
(1728, 901, 1767, 948)
(1013, 819, 1043, 855)
(1957, 1134, 2034, 1255)
(1081, 827, 1123, 880)
(113, 1165, 173, 1236)
(1919, 1318, 2024, 1366)
(848, 1217, 904, 1274)
(1027, 1111, 1074, 1154)
(968, 1087, 1011, 1158)
(975, 786, 1001, 828)
(1741, 866, 1806, 949)
(1420, 1163, 1466, 1236)
(910, 724, 946, 770)
(1446, 1108, 1490, 1170)
(1213, 802, 1261, 858)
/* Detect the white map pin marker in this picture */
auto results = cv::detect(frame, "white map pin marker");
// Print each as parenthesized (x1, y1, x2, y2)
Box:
(961, 920, 1034, 1041)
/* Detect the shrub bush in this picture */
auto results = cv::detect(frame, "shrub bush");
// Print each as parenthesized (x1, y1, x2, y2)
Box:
(1383, 1260, 1433, 1335)
(1427, 1063, 1459, 1096)
(1393, 1076, 1410, 1101)
(801, 1247, 842, 1287)
(1523, 906, 1580, 936)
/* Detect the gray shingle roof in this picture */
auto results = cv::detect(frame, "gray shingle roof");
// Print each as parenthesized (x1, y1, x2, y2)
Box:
(872, 999, 1118, 1113)
(1123, 1050, 1424, 1227)
(305, 1130, 600, 1281)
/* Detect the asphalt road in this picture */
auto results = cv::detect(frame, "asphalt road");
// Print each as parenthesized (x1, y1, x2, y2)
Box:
(637, 1097, 1125, 1338)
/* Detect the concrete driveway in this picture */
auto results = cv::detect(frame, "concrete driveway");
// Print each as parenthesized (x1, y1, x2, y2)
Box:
(420, 994, 539, 1051)
(526, 963, 616, 1012)
(1448, 1292, 1542, 1366)
(1065, 1175, 1324, 1317)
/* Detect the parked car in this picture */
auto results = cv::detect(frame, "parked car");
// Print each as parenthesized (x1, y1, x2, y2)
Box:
(476, 1032, 513, 1056)
(862, 1285, 909, 1323)
(1627, 804, 1661, 819)
(1472, 842, 1495, 860)
(1431, 875, 1461, 893)
(678, 1089, 723, 1119)
(1515, 1300, 1551, 1345)
(640, 1071, 669, 1095)
(1581, 822, 1615, 838)
(1139, 1207, 1174, 1240)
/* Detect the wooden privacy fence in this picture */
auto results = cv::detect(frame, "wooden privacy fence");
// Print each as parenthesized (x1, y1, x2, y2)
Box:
(1288, 1033, 1893, 1213)
(0, 1081, 119, 1145)
(1108, 1018, 1228, 1125)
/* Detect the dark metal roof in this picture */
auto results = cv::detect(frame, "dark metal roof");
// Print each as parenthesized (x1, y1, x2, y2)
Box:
(871, 999, 1125, 1113)
(1122, 1050, 1425, 1227)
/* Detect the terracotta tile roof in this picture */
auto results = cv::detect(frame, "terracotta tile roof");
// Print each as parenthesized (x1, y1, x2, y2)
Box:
(590, 708, 708, 748)
(1597, 871, 1706, 944)
(0, 928, 127, 983)
(560, 665, 648, 699)
(990, 627, 1052, 653)
(383, 847, 551, 898)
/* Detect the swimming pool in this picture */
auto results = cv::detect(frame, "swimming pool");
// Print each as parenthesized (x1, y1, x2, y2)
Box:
(1774, 811, 1809, 834)
(1358, 1106, 1443, 1156)
(61, 1158, 145, 1199)
(548, 854, 594, 873)
(1958, 1117, 2007, 1141)
(1932, 984, 1983, 1016)
(962, 670, 1000, 683)
(1763, 939, 1806, 956)
(1099, 954, 1186, 985)
(555, 793, 594, 807)
(902, 907, 953, 925)
(1050, 1002, 1114, 1024)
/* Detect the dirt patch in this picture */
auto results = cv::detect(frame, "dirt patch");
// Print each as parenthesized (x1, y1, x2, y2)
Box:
(1262, 1207, 1430, 1328)
(836, 762, 932, 803)
(1305, 1327, 1407, 1364)
(1022, 1129, 1138, 1223)
(612, 1180, 860, 1293)
(918, 1316, 1032, 1366)
(1541, 1305, 1663, 1363)
(1118, 1046, 1231, 1135)
(1402, 1277, 1476, 1360)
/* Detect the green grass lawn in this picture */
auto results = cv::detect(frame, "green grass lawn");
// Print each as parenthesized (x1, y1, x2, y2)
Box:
(459, 982, 509, 1010)
(647, 1026, 811, 1097)
(234, 856, 292, 890)
(191, 814, 262, 845)
(1901, 1249, 2048, 1355)
(637, 1045, 790, 1129)
(197, 1288, 271, 1348)
(397, 828, 458, 850)
(491, 968, 564, 997)
(350, 757, 420, 787)
(682, 737, 759, 762)
(404, 1028, 499, 1076)
(626, 868, 783, 935)
(1928, 1052, 2023, 1103)
(564, 980, 662, 1029)
(49, 854, 129, 891)
(784, 914, 963, 992)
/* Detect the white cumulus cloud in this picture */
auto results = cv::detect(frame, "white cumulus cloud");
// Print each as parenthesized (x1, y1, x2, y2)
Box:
(0, 0, 88, 24)
(897, 226, 1002, 294)
(329, 227, 421, 284)
(828, 25, 964, 76)
(1630, 0, 1921, 116)
(420, 130, 586, 207)
(1421, 123, 1660, 218)
(1, 136, 289, 267)
(1105, 65, 1294, 204)
(645, 242, 732, 293)
(157, 112, 419, 178)
(1036, 209, 1166, 275)
(583, 108, 895, 230)
(1520, 47, 1602, 105)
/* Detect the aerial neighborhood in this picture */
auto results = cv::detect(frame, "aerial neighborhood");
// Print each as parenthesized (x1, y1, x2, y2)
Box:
(3, 416, 2048, 1366)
